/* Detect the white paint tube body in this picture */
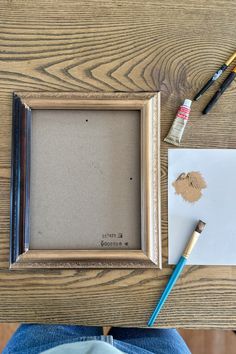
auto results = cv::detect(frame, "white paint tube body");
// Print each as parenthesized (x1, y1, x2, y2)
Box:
(164, 99, 192, 146)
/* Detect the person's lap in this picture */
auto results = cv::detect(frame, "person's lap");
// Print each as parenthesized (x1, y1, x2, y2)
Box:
(110, 327, 190, 354)
(3, 324, 191, 354)
(3, 325, 103, 354)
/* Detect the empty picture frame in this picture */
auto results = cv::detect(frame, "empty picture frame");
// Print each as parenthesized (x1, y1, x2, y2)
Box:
(10, 92, 161, 269)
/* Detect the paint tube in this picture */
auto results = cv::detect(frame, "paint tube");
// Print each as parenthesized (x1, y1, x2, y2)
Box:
(164, 99, 192, 146)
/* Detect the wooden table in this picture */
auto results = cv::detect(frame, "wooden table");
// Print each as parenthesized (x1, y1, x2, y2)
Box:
(0, 0, 235, 329)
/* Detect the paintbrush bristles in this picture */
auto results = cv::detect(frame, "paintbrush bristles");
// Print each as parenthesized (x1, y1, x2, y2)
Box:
(195, 220, 206, 233)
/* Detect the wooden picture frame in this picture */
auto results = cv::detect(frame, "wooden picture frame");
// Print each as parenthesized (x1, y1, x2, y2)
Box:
(10, 92, 161, 269)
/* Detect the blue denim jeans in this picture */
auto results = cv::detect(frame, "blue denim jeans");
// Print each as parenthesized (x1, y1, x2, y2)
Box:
(3, 324, 191, 354)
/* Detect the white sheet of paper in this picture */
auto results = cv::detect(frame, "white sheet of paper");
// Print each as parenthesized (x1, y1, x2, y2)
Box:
(168, 148, 236, 265)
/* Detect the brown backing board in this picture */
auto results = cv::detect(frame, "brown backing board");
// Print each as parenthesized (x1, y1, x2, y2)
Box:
(30, 109, 141, 250)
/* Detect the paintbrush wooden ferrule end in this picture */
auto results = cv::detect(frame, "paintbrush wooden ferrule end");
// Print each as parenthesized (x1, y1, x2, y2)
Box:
(183, 220, 206, 258)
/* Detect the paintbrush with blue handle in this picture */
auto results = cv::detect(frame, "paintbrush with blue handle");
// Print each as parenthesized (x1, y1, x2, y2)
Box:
(148, 220, 206, 327)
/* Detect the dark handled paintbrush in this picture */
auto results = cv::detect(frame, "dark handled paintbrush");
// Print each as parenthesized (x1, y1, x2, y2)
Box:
(194, 51, 236, 101)
(202, 65, 236, 114)
(148, 220, 206, 327)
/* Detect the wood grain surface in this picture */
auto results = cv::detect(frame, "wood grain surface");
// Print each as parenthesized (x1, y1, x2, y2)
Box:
(0, 0, 236, 328)
(179, 329, 236, 354)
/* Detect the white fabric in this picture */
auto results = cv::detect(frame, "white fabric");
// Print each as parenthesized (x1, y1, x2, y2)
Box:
(41, 340, 124, 354)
